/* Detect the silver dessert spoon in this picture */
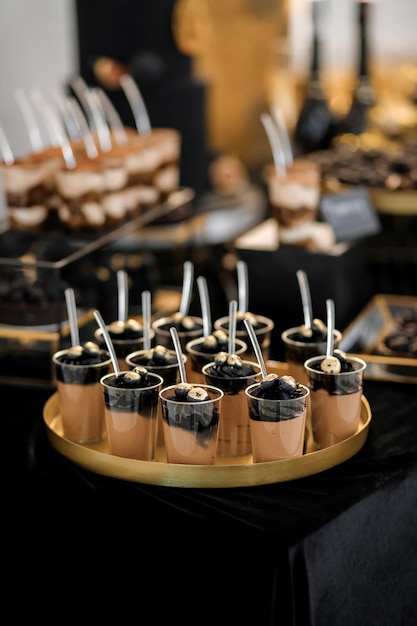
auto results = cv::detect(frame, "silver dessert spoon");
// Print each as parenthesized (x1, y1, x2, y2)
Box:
(237, 260, 249, 315)
(244, 318, 267, 379)
(296, 269, 313, 330)
(94, 309, 120, 376)
(179, 261, 194, 318)
(326, 298, 335, 357)
(197, 275, 211, 338)
(170, 327, 187, 384)
(141, 290, 152, 352)
(117, 269, 129, 324)
(228, 299, 237, 356)
(64, 287, 80, 348)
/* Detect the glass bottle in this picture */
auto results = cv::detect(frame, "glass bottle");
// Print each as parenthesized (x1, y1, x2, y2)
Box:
(293, 0, 334, 155)
(336, 0, 376, 136)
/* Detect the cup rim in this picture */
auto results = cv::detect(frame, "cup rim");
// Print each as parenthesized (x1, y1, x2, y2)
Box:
(201, 360, 262, 380)
(100, 370, 164, 389)
(185, 336, 248, 355)
(52, 348, 112, 368)
(214, 314, 274, 332)
(245, 381, 310, 401)
(281, 327, 342, 346)
(304, 355, 367, 374)
(94, 326, 155, 344)
(125, 348, 187, 368)
(151, 315, 204, 333)
(159, 383, 224, 403)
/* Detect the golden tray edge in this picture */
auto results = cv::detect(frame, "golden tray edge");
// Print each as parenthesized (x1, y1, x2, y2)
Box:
(42, 362, 372, 489)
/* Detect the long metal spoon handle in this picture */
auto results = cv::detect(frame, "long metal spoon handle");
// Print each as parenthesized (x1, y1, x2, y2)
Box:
(237, 260, 249, 314)
(228, 300, 237, 356)
(326, 299, 335, 357)
(244, 318, 267, 379)
(179, 261, 194, 317)
(141, 290, 152, 351)
(64, 287, 80, 348)
(260, 112, 286, 179)
(120, 74, 152, 135)
(170, 327, 187, 384)
(93, 309, 120, 376)
(197, 276, 211, 338)
(296, 269, 313, 329)
(117, 270, 128, 323)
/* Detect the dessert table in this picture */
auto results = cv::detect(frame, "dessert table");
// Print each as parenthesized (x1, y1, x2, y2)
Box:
(4, 375, 417, 625)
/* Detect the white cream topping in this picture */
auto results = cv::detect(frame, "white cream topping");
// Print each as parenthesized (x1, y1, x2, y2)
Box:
(268, 179, 320, 210)
(54, 169, 104, 197)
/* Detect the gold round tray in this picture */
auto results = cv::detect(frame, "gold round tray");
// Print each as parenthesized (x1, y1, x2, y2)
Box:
(367, 188, 417, 215)
(43, 393, 371, 489)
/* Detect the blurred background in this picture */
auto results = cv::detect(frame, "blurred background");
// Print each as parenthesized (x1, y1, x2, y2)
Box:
(2, 0, 417, 193)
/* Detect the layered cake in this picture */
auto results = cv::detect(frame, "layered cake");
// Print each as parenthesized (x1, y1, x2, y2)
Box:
(0, 126, 181, 234)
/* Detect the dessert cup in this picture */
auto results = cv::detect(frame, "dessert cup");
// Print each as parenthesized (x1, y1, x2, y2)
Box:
(281, 327, 343, 388)
(94, 324, 154, 373)
(202, 359, 261, 456)
(52, 347, 112, 443)
(125, 347, 187, 445)
(185, 336, 247, 385)
(160, 383, 223, 465)
(100, 370, 163, 461)
(265, 161, 320, 222)
(152, 314, 204, 383)
(245, 381, 309, 463)
(213, 313, 274, 362)
(304, 355, 366, 449)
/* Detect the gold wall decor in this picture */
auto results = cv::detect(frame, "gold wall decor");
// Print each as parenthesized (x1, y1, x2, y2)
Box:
(175, 0, 290, 180)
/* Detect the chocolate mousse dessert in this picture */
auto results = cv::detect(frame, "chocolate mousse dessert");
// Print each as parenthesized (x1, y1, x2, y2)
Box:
(95, 318, 147, 371)
(185, 330, 247, 384)
(53, 341, 112, 443)
(246, 373, 309, 462)
(152, 311, 204, 351)
(214, 310, 273, 361)
(203, 352, 261, 456)
(282, 318, 342, 387)
(304, 350, 366, 449)
(101, 366, 163, 461)
(160, 382, 223, 464)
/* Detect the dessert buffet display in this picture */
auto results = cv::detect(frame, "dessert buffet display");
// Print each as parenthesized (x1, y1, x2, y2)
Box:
(41, 265, 372, 487)
(43, 362, 372, 488)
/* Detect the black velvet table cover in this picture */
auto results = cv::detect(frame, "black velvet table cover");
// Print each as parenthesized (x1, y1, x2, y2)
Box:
(4, 378, 417, 625)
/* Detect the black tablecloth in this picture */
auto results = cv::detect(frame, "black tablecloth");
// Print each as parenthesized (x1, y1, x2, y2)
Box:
(4, 378, 417, 625)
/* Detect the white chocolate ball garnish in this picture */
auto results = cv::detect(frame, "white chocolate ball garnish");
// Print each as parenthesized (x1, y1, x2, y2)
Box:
(320, 356, 341, 374)
(203, 335, 217, 348)
(84, 341, 100, 352)
(124, 370, 140, 380)
(300, 325, 313, 338)
(227, 354, 242, 367)
(68, 345, 83, 356)
(126, 318, 142, 331)
(281, 375, 297, 388)
(214, 351, 228, 365)
(187, 386, 210, 401)
(213, 329, 228, 342)
(313, 318, 327, 334)
(108, 320, 125, 334)
(182, 316, 196, 330)
(262, 372, 278, 382)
